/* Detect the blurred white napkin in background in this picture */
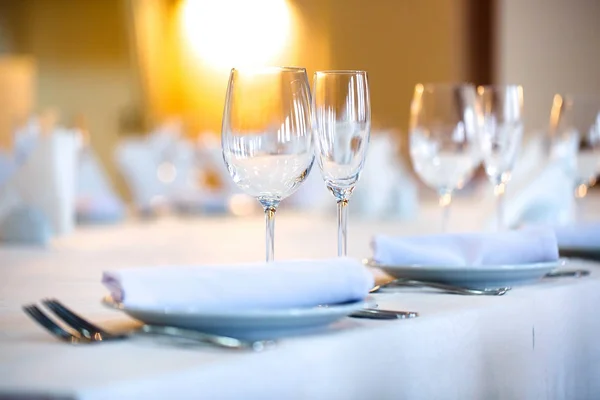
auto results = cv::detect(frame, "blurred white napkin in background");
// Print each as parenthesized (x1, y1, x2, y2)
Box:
(116, 124, 230, 215)
(482, 134, 575, 229)
(352, 133, 418, 219)
(553, 223, 600, 249)
(372, 228, 558, 266)
(13, 117, 41, 164)
(0, 151, 16, 188)
(103, 257, 374, 311)
(9, 129, 78, 235)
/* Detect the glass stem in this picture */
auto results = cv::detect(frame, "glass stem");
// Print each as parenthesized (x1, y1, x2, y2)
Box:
(574, 183, 588, 222)
(337, 199, 348, 257)
(495, 183, 506, 231)
(438, 189, 452, 233)
(264, 206, 276, 262)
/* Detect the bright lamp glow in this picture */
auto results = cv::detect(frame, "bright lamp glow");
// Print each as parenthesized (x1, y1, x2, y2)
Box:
(181, 0, 291, 68)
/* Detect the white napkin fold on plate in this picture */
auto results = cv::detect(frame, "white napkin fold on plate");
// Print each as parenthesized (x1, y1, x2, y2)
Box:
(372, 229, 559, 267)
(553, 223, 600, 249)
(102, 257, 374, 311)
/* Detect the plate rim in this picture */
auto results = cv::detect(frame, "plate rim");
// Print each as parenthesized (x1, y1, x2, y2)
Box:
(372, 259, 563, 274)
(102, 295, 367, 319)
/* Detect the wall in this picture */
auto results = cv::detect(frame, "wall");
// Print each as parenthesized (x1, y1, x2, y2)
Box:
(324, 0, 476, 135)
(0, 0, 138, 186)
(494, 0, 600, 133)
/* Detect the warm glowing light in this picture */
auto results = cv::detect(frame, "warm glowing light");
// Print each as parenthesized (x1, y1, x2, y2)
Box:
(494, 182, 506, 196)
(439, 192, 452, 207)
(228, 193, 258, 216)
(575, 184, 588, 199)
(550, 94, 563, 129)
(180, 0, 291, 69)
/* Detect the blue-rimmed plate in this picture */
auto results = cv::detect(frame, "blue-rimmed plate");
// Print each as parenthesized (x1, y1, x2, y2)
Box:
(102, 295, 366, 340)
(367, 259, 564, 288)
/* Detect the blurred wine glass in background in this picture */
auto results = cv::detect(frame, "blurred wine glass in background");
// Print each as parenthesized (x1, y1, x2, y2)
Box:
(550, 94, 600, 221)
(477, 85, 524, 230)
(409, 83, 481, 232)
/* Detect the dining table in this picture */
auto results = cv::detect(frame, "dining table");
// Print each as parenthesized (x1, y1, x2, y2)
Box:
(1, 199, 599, 400)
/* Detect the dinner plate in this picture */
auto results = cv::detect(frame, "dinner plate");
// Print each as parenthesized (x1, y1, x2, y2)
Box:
(102, 295, 366, 340)
(372, 260, 563, 288)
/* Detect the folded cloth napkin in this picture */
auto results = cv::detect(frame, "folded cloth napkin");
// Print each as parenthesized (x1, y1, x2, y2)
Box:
(102, 257, 373, 311)
(372, 229, 559, 267)
(553, 223, 600, 249)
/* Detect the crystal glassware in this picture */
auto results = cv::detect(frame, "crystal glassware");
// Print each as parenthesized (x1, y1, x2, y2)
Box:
(221, 67, 314, 261)
(312, 71, 371, 256)
(477, 85, 524, 230)
(409, 83, 481, 232)
(550, 94, 600, 220)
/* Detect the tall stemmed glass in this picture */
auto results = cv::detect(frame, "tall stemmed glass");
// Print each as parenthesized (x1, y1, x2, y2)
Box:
(550, 94, 600, 220)
(409, 83, 481, 232)
(477, 85, 524, 230)
(312, 71, 371, 257)
(222, 67, 314, 262)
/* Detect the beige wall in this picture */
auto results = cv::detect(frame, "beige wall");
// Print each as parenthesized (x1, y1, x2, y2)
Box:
(324, 0, 474, 134)
(1, 0, 138, 188)
(494, 0, 600, 133)
(0, 56, 35, 150)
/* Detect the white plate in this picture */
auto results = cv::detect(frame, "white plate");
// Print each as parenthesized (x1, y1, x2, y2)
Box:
(102, 296, 366, 340)
(374, 260, 563, 288)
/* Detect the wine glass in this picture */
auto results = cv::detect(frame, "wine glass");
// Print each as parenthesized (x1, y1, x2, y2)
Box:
(312, 70, 371, 256)
(477, 85, 524, 230)
(550, 94, 600, 220)
(221, 67, 314, 262)
(409, 83, 481, 232)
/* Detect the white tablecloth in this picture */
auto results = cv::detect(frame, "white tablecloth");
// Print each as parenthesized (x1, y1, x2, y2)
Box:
(1, 209, 600, 400)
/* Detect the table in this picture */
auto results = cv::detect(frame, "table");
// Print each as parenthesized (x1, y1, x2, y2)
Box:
(1, 211, 600, 399)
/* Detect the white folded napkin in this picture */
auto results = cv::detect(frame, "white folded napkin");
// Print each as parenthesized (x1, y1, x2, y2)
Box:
(9, 130, 78, 235)
(102, 257, 374, 311)
(372, 229, 559, 267)
(351, 133, 419, 219)
(76, 146, 124, 223)
(553, 223, 600, 249)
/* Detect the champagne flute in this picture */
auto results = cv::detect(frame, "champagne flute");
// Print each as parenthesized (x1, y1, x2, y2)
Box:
(221, 67, 314, 262)
(477, 85, 524, 230)
(312, 71, 371, 256)
(550, 94, 600, 220)
(409, 83, 481, 232)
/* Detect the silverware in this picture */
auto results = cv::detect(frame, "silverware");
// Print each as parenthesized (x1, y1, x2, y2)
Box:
(23, 299, 273, 351)
(350, 309, 418, 319)
(371, 280, 511, 296)
(545, 269, 590, 278)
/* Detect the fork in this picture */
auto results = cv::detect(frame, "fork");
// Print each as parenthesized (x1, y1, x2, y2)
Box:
(23, 300, 273, 351)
